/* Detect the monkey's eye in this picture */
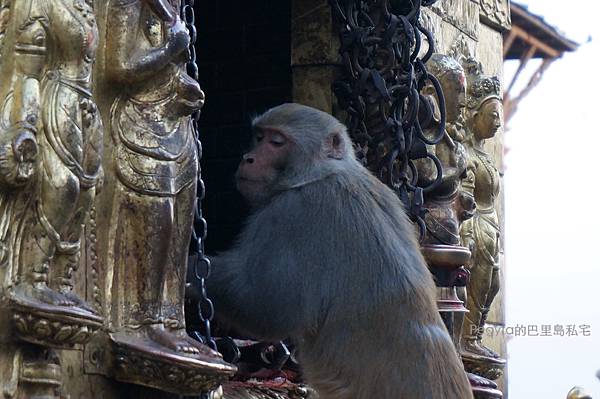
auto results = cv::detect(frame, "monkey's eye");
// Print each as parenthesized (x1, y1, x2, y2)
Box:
(270, 133, 286, 147)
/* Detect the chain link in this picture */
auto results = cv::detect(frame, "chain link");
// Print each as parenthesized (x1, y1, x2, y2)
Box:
(330, 0, 445, 238)
(181, 0, 217, 352)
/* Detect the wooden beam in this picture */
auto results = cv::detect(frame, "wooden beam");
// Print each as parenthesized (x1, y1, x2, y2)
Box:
(503, 29, 518, 57)
(511, 25, 561, 58)
(504, 58, 555, 123)
(511, 4, 579, 52)
(506, 44, 537, 95)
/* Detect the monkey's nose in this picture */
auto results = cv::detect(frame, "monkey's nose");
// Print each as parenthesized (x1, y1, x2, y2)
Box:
(243, 154, 255, 164)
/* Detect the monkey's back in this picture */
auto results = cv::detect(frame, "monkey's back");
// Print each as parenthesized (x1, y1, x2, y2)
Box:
(282, 167, 473, 399)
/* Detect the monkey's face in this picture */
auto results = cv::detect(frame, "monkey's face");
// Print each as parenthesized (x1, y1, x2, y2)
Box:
(236, 128, 293, 207)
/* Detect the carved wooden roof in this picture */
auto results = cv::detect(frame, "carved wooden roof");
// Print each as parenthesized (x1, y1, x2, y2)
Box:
(504, 2, 578, 60)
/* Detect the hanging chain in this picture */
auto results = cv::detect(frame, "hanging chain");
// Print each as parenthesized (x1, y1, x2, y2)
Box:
(330, 0, 445, 237)
(181, 0, 217, 352)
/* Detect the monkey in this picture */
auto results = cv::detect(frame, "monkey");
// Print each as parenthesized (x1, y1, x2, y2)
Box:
(206, 103, 473, 399)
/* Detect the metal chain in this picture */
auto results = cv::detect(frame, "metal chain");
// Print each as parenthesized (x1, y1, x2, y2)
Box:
(330, 0, 445, 237)
(181, 0, 217, 352)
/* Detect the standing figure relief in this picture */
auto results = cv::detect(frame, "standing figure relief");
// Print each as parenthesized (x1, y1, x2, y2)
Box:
(460, 58, 506, 379)
(97, 0, 234, 393)
(418, 54, 474, 249)
(0, 0, 103, 348)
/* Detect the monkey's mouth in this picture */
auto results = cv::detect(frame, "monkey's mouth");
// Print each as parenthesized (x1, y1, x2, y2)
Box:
(236, 177, 270, 193)
(236, 176, 259, 186)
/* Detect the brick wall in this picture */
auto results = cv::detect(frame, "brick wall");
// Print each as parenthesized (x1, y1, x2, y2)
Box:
(195, 0, 292, 253)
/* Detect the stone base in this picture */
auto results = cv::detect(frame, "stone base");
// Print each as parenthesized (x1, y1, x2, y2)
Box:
(468, 372, 503, 398)
(463, 353, 506, 381)
(8, 291, 103, 349)
(473, 385, 503, 399)
(223, 381, 318, 399)
(110, 332, 237, 396)
(436, 286, 468, 312)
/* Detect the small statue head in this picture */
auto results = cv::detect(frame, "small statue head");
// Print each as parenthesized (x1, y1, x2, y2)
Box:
(425, 54, 466, 124)
(464, 58, 503, 140)
(566, 386, 592, 399)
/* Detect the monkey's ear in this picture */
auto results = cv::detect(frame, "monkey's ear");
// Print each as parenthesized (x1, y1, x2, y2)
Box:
(325, 132, 345, 160)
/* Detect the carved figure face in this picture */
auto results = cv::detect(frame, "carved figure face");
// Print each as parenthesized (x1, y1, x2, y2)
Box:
(440, 69, 466, 123)
(473, 99, 502, 139)
(236, 128, 293, 206)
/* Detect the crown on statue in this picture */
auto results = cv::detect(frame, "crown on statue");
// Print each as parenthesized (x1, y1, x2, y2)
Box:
(467, 75, 502, 109)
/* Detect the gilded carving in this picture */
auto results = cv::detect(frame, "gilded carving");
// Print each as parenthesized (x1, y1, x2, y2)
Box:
(479, 0, 511, 31)
(103, 0, 199, 335)
(416, 54, 474, 353)
(567, 387, 593, 399)
(0, 0, 103, 349)
(0, 0, 235, 396)
(459, 58, 506, 379)
(96, 0, 235, 393)
(429, 0, 479, 40)
(418, 53, 473, 257)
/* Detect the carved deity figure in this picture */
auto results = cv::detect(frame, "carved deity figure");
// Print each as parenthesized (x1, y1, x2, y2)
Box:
(419, 54, 473, 248)
(459, 60, 504, 364)
(414, 54, 475, 356)
(102, 0, 215, 358)
(0, 0, 103, 346)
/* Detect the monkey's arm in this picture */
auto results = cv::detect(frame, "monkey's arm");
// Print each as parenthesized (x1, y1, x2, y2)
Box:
(207, 193, 318, 341)
(208, 254, 307, 341)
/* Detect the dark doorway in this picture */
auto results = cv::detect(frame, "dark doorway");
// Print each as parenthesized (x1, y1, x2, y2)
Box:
(194, 0, 293, 254)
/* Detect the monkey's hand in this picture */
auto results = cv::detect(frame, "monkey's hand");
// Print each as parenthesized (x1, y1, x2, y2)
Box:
(166, 18, 191, 59)
(205, 251, 303, 342)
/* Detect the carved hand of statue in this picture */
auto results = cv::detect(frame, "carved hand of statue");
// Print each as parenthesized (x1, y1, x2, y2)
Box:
(0, 124, 38, 188)
(143, 0, 177, 22)
(458, 191, 476, 222)
(446, 120, 465, 142)
(166, 17, 191, 61)
(173, 70, 205, 116)
(460, 218, 476, 259)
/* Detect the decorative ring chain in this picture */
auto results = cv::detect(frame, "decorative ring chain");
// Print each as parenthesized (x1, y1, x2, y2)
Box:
(181, 0, 217, 352)
(330, 0, 445, 238)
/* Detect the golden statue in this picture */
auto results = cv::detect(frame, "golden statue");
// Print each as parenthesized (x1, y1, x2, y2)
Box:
(459, 58, 505, 378)
(419, 54, 473, 248)
(567, 387, 593, 399)
(417, 54, 473, 337)
(104, 0, 199, 349)
(0, 0, 104, 348)
(93, 0, 235, 393)
(0, 0, 234, 395)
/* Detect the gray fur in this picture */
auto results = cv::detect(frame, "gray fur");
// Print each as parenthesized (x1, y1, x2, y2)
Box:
(208, 103, 473, 399)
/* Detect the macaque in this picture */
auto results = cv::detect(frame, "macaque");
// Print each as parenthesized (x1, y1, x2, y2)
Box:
(207, 103, 473, 398)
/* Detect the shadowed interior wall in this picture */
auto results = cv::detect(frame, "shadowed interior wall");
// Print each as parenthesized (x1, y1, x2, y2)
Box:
(195, 0, 293, 254)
